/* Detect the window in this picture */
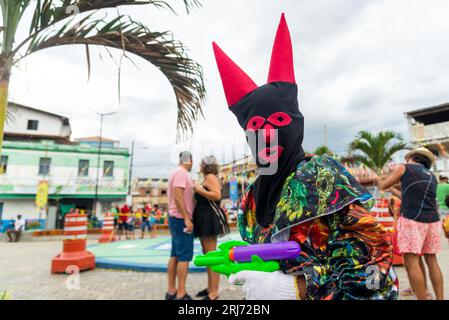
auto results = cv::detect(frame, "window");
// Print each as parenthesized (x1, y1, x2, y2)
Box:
(39, 157, 51, 175)
(27, 120, 39, 130)
(78, 159, 89, 177)
(103, 161, 114, 177)
(0, 155, 8, 174)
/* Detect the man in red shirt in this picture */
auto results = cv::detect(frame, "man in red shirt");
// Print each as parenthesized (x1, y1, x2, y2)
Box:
(118, 204, 130, 240)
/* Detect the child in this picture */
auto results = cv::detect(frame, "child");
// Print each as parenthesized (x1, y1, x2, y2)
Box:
(126, 211, 136, 240)
(141, 207, 151, 239)
(150, 204, 162, 238)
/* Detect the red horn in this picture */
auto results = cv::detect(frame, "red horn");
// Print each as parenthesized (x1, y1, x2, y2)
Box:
(267, 13, 296, 84)
(212, 42, 258, 107)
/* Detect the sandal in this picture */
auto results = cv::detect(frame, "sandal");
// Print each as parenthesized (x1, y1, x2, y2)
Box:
(196, 288, 209, 297)
(165, 291, 177, 300)
(401, 288, 414, 296)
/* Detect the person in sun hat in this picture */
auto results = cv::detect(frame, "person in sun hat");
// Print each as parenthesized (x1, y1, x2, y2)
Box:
(212, 13, 398, 300)
(378, 146, 444, 300)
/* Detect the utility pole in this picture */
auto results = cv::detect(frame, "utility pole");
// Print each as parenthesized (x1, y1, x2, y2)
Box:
(94, 111, 116, 216)
(128, 140, 135, 195)
(324, 124, 328, 148)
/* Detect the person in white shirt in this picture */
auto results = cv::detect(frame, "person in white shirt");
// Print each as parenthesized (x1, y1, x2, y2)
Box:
(6, 215, 25, 242)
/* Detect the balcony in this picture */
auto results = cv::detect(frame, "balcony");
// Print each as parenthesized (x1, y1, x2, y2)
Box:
(409, 121, 449, 144)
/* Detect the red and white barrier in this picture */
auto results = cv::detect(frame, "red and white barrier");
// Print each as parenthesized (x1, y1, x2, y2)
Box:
(98, 213, 116, 243)
(370, 198, 403, 266)
(51, 214, 95, 273)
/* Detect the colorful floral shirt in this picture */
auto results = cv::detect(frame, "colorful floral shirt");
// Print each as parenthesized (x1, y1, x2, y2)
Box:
(238, 155, 398, 300)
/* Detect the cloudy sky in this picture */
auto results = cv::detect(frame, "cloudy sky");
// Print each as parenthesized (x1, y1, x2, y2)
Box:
(8, 0, 449, 177)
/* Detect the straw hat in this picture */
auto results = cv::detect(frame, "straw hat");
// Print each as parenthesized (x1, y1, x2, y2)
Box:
(405, 147, 436, 165)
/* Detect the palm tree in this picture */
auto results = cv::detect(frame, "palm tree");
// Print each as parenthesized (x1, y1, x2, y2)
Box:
(349, 130, 406, 175)
(0, 0, 206, 154)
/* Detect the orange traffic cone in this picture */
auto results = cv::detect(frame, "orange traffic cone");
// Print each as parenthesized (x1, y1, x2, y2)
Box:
(99, 213, 116, 243)
(390, 197, 404, 266)
(371, 198, 404, 266)
(51, 214, 95, 273)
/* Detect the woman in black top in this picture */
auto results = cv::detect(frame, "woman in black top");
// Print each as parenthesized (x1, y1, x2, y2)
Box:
(193, 156, 230, 300)
(378, 147, 444, 300)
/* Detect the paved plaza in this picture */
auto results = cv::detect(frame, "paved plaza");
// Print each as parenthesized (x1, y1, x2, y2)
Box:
(0, 237, 448, 300)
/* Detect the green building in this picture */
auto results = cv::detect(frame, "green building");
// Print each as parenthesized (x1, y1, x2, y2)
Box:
(0, 103, 130, 231)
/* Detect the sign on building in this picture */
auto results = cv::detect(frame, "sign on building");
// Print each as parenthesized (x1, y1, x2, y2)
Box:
(229, 178, 239, 202)
(35, 180, 49, 208)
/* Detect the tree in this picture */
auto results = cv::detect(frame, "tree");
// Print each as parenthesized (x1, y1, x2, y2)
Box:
(313, 145, 333, 157)
(0, 0, 206, 154)
(349, 130, 406, 175)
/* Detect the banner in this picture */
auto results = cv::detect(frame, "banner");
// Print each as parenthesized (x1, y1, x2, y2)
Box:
(229, 178, 239, 202)
(35, 180, 49, 209)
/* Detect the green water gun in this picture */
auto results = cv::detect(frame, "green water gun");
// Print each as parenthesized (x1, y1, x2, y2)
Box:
(193, 240, 301, 277)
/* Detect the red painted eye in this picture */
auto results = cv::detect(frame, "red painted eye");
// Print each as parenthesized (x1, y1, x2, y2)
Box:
(246, 116, 265, 131)
(267, 112, 292, 127)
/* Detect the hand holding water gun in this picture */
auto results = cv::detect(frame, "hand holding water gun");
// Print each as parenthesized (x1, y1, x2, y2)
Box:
(193, 240, 301, 277)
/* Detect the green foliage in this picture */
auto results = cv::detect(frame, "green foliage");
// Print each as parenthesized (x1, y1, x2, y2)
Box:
(0, 290, 12, 300)
(1, 0, 205, 139)
(349, 130, 406, 174)
(313, 145, 333, 156)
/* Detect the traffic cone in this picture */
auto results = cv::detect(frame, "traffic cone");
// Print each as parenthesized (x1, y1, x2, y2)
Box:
(371, 198, 403, 266)
(99, 213, 116, 243)
(51, 214, 95, 273)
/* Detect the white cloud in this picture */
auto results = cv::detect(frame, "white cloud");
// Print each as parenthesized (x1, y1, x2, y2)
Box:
(8, 0, 449, 176)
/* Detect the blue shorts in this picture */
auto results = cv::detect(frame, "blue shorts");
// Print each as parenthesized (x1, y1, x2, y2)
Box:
(141, 220, 152, 231)
(168, 216, 194, 262)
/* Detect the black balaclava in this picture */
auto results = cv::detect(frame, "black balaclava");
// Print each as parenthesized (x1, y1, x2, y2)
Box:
(213, 14, 305, 227)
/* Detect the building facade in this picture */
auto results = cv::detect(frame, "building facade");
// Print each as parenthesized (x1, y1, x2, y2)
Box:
(0, 103, 130, 231)
(75, 136, 120, 148)
(405, 103, 449, 176)
(131, 177, 168, 211)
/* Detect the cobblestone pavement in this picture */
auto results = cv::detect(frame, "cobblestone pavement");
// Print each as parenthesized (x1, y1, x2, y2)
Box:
(1, 238, 448, 300)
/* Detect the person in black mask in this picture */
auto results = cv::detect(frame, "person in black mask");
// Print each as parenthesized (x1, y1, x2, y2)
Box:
(212, 14, 398, 300)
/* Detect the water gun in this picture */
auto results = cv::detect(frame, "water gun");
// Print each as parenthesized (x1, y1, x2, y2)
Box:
(194, 240, 301, 277)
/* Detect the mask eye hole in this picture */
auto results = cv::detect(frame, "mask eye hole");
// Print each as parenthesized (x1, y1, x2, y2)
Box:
(267, 112, 292, 127)
(246, 116, 265, 131)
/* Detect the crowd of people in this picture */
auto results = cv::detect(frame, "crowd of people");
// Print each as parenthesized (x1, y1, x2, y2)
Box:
(111, 203, 167, 240)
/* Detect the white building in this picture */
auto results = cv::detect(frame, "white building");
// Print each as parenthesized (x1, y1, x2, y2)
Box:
(6, 102, 71, 138)
(405, 103, 449, 177)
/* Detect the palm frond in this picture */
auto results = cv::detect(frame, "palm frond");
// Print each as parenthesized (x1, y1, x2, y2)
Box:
(27, 0, 201, 36)
(351, 154, 376, 171)
(25, 14, 205, 138)
(1, 0, 32, 54)
(381, 142, 407, 165)
(349, 130, 405, 174)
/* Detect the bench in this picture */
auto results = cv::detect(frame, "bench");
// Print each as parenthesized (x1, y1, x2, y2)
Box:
(0, 230, 34, 242)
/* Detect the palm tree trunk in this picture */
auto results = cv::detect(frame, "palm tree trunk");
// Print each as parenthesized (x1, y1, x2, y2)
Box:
(0, 55, 11, 157)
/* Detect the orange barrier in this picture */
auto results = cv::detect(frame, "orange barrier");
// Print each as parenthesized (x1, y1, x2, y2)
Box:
(51, 214, 95, 273)
(370, 198, 404, 266)
(99, 213, 116, 243)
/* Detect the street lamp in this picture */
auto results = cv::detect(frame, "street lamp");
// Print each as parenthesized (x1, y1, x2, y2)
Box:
(93, 111, 117, 216)
(128, 143, 153, 199)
